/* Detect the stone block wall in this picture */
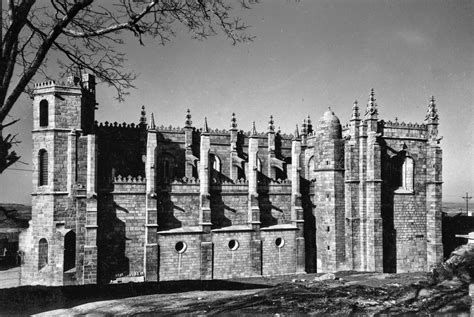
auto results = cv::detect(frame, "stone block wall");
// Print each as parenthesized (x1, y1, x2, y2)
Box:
(110, 179, 146, 277)
(261, 229, 297, 275)
(212, 231, 254, 279)
(380, 121, 439, 272)
(210, 184, 249, 227)
(157, 233, 202, 281)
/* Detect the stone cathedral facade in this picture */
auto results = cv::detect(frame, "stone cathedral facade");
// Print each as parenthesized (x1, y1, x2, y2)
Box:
(19, 74, 443, 286)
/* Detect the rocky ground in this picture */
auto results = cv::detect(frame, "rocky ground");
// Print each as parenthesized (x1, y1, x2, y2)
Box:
(2, 244, 472, 316)
(28, 271, 470, 316)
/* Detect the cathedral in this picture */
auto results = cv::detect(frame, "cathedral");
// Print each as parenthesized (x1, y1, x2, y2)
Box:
(19, 74, 443, 285)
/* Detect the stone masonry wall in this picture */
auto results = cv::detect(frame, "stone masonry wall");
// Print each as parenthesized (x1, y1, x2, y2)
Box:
(111, 180, 146, 277)
(212, 231, 253, 279)
(382, 128, 429, 272)
(261, 229, 297, 275)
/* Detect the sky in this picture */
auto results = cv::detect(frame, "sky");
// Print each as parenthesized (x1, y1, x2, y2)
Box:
(0, 0, 472, 204)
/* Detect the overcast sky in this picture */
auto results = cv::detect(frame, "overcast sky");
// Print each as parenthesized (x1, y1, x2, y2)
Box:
(1, 0, 472, 204)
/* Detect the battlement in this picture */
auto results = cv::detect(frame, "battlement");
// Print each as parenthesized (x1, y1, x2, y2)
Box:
(34, 73, 95, 92)
(382, 119, 428, 140)
(170, 177, 200, 184)
(114, 175, 146, 183)
(383, 120, 427, 130)
(157, 125, 185, 132)
(112, 175, 146, 193)
(95, 120, 144, 130)
(34, 80, 59, 88)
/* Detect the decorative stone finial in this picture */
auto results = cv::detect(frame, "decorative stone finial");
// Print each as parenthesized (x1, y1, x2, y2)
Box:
(351, 100, 360, 120)
(293, 124, 300, 140)
(301, 118, 307, 135)
(365, 89, 378, 118)
(251, 121, 257, 136)
(185, 109, 192, 127)
(425, 96, 439, 122)
(231, 112, 237, 130)
(306, 115, 312, 133)
(277, 126, 281, 134)
(149, 113, 156, 130)
(139, 105, 147, 126)
(268, 115, 275, 133)
(203, 117, 209, 133)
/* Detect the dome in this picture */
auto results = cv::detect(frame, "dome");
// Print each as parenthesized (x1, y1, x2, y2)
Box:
(320, 108, 341, 125)
(317, 108, 342, 139)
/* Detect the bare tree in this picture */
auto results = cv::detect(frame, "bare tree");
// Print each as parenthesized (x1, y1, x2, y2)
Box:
(0, 0, 256, 173)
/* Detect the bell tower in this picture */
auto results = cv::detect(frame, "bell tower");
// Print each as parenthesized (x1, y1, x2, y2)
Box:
(21, 74, 97, 286)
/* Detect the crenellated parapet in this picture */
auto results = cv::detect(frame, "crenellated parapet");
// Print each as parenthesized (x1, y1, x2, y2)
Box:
(95, 120, 144, 130)
(114, 175, 146, 183)
(112, 175, 146, 193)
(381, 120, 429, 140)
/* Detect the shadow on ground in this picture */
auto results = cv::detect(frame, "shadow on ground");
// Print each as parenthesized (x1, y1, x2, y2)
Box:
(0, 279, 270, 315)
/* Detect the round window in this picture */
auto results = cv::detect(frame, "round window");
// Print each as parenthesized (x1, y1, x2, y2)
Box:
(228, 239, 239, 251)
(275, 237, 285, 248)
(175, 241, 187, 254)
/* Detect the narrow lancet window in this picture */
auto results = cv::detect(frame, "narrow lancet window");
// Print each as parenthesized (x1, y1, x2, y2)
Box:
(39, 149, 48, 186)
(402, 157, 414, 192)
(38, 238, 48, 270)
(39, 100, 49, 127)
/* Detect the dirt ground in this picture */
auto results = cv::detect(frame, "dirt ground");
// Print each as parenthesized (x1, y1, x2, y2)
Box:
(30, 272, 471, 316)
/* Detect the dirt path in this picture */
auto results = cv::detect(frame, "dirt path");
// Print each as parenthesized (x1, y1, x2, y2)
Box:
(35, 288, 264, 316)
(10, 272, 471, 316)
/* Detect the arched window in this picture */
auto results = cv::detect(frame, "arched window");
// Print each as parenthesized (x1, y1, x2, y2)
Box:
(210, 154, 221, 173)
(39, 99, 48, 127)
(158, 153, 176, 183)
(39, 149, 48, 186)
(38, 238, 48, 270)
(401, 157, 414, 192)
(307, 156, 316, 181)
(63, 231, 76, 272)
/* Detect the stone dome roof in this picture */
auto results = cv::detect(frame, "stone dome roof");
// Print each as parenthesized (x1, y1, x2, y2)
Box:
(320, 108, 341, 125)
(317, 108, 342, 139)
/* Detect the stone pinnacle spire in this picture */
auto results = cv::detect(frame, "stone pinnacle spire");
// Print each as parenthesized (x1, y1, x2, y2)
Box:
(149, 113, 156, 130)
(306, 115, 312, 133)
(351, 100, 360, 120)
(251, 121, 257, 136)
(231, 112, 238, 130)
(140, 105, 147, 126)
(185, 109, 192, 127)
(365, 89, 378, 118)
(301, 118, 307, 135)
(203, 117, 209, 133)
(425, 96, 439, 122)
(293, 124, 300, 140)
(268, 115, 275, 133)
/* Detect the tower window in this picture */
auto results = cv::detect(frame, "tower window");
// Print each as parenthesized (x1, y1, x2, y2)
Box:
(39, 99, 48, 127)
(39, 149, 48, 186)
(63, 231, 76, 272)
(38, 238, 48, 270)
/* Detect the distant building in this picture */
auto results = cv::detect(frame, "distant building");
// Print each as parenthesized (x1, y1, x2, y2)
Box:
(19, 75, 443, 285)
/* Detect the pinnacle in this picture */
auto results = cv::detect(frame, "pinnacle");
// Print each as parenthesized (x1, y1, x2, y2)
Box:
(149, 113, 156, 130)
(231, 113, 238, 130)
(251, 121, 257, 136)
(204, 117, 209, 133)
(185, 109, 192, 127)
